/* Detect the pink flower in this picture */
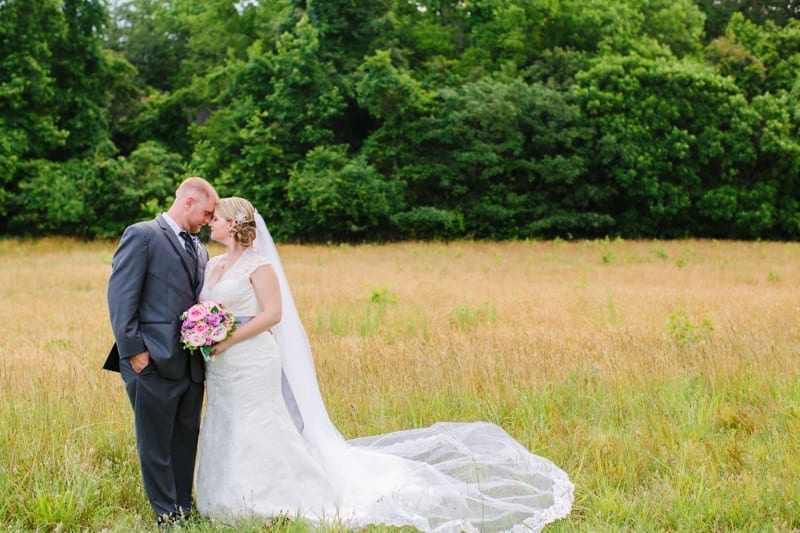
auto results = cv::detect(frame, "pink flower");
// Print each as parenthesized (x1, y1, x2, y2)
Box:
(186, 304, 207, 322)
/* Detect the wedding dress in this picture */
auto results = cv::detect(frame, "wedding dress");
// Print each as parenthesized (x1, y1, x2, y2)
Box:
(196, 250, 338, 518)
(195, 217, 574, 531)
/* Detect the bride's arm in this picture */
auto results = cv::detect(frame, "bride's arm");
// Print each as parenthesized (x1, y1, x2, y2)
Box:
(209, 264, 282, 355)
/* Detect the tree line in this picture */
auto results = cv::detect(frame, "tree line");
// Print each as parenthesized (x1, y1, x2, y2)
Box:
(1, 0, 799, 241)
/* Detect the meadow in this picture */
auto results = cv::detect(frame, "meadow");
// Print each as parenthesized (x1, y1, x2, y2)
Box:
(1, 237, 799, 532)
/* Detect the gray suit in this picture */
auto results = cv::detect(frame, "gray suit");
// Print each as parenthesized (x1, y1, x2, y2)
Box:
(104, 214, 206, 520)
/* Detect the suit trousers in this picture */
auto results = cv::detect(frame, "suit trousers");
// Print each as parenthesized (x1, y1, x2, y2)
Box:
(120, 357, 204, 517)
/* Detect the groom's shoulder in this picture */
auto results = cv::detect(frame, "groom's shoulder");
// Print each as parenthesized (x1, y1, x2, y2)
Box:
(126, 217, 162, 234)
(119, 218, 163, 244)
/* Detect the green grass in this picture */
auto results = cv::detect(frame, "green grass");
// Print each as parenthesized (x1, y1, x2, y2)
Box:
(3, 372, 798, 531)
(2, 237, 799, 531)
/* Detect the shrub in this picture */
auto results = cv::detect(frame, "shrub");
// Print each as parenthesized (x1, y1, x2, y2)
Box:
(391, 206, 465, 241)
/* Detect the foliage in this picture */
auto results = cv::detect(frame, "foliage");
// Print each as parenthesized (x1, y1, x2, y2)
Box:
(665, 309, 714, 344)
(0, 0, 115, 232)
(10, 159, 99, 236)
(391, 206, 465, 241)
(2, 0, 800, 241)
(573, 54, 768, 237)
(286, 145, 399, 241)
(696, 0, 800, 40)
(189, 15, 346, 238)
(97, 141, 187, 237)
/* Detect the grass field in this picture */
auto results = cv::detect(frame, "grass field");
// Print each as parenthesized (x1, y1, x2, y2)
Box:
(1, 237, 799, 531)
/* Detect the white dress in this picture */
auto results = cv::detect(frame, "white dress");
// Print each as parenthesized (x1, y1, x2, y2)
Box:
(195, 248, 574, 531)
(195, 251, 338, 519)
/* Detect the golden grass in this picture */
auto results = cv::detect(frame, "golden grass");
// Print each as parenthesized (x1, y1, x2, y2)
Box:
(1, 237, 799, 531)
(300, 238, 800, 402)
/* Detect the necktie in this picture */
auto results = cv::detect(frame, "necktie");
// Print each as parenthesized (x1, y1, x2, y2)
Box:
(179, 231, 196, 257)
(180, 231, 200, 292)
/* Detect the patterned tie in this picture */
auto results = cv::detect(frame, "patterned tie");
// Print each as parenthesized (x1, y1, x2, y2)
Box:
(179, 231, 196, 258)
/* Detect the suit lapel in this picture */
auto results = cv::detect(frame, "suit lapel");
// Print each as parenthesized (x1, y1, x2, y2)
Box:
(156, 215, 197, 289)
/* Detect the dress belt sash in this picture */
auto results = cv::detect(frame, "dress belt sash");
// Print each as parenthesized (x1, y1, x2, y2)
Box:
(235, 316, 253, 326)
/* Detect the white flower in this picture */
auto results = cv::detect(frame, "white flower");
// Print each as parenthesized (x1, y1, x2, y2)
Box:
(187, 332, 206, 347)
(210, 326, 229, 342)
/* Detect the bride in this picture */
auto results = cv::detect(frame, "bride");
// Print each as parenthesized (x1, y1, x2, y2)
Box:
(195, 197, 574, 531)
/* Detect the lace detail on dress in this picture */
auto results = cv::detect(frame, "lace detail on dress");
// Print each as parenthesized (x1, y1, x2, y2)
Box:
(200, 250, 272, 317)
(205, 249, 270, 283)
(231, 249, 271, 277)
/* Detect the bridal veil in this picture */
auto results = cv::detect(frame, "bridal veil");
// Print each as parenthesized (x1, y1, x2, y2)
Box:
(253, 213, 574, 532)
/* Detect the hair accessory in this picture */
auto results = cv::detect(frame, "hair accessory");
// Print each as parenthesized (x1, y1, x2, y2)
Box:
(234, 212, 246, 224)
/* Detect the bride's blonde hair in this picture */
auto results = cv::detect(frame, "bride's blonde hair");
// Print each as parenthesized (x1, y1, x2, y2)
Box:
(216, 197, 257, 248)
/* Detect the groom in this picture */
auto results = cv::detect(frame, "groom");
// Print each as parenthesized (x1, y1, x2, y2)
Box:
(104, 177, 218, 527)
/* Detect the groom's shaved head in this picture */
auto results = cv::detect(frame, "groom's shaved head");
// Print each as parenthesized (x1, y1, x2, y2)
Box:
(176, 177, 217, 201)
(169, 176, 218, 232)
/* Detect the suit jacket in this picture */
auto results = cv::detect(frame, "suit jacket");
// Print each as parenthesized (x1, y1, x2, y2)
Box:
(104, 215, 208, 382)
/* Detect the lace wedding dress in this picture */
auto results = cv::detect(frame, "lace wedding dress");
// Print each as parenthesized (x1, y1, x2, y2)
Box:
(195, 231, 574, 531)
(196, 250, 338, 518)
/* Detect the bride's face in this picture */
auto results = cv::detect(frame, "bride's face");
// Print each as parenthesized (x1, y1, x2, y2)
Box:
(209, 212, 234, 244)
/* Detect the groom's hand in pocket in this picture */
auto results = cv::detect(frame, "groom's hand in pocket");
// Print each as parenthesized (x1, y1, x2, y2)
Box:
(130, 351, 151, 373)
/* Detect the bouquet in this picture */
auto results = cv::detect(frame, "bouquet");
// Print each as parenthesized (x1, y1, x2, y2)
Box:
(180, 301, 237, 362)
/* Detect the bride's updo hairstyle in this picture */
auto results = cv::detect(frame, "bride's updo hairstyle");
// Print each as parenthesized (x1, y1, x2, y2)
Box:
(216, 197, 257, 248)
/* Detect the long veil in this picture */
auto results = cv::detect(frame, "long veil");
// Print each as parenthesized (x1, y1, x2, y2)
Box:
(253, 213, 574, 532)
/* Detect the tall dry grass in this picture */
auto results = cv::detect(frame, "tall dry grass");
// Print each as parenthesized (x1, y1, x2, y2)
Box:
(1, 237, 799, 531)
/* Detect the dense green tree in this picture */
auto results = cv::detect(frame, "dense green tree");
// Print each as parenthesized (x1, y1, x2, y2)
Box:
(356, 49, 428, 123)
(106, 0, 186, 91)
(10, 158, 99, 235)
(265, 16, 345, 152)
(361, 71, 602, 239)
(691, 80, 800, 238)
(298, 0, 394, 74)
(51, 0, 113, 157)
(356, 48, 435, 225)
(704, 14, 800, 107)
(394, 0, 469, 65)
(190, 15, 346, 237)
(574, 54, 760, 237)
(106, 0, 273, 157)
(1, 0, 799, 240)
(695, 0, 800, 39)
(457, 0, 552, 76)
(286, 144, 399, 240)
(544, 0, 640, 54)
(0, 0, 63, 219)
(394, 0, 462, 71)
(0, 1, 68, 159)
(287, 0, 395, 153)
(0, 0, 113, 231)
(631, 0, 706, 57)
(705, 35, 766, 99)
(171, 0, 262, 84)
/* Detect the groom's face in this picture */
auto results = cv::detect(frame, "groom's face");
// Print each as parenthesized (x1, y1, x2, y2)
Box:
(187, 194, 217, 233)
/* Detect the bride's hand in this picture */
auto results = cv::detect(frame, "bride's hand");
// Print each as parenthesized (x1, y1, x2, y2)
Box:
(210, 340, 230, 356)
